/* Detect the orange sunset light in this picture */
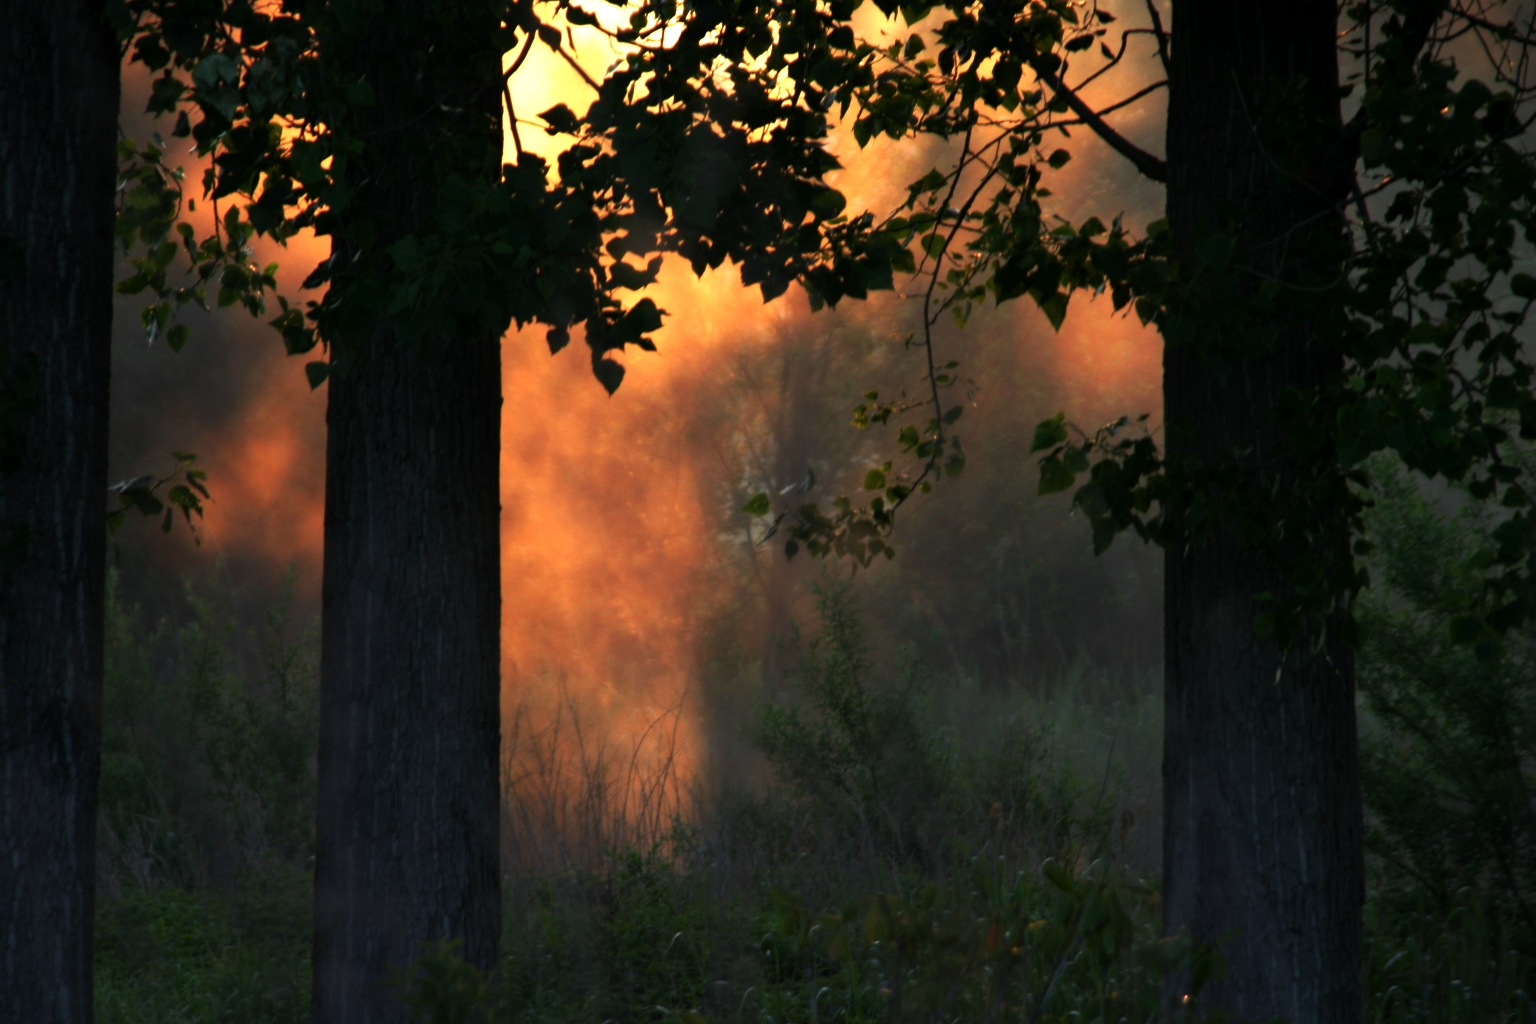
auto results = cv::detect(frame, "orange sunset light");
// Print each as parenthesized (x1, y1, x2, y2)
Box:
(122, 4, 1164, 809)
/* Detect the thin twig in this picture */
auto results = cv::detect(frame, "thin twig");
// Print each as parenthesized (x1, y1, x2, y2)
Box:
(1046, 79, 1167, 129)
(550, 38, 602, 93)
(1143, 0, 1171, 75)
(502, 78, 524, 161)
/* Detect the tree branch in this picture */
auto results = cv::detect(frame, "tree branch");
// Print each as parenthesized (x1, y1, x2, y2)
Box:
(1143, 0, 1171, 76)
(1047, 79, 1167, 130)
(1453, 8, 1536, 49)
(1024, 55, 1168, 181)
(550, 38, 601, 93)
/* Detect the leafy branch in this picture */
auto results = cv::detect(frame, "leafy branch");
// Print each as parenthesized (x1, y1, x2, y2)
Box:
(106, 450, 210, 539)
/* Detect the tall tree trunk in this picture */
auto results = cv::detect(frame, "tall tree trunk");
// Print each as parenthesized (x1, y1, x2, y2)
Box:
(310, 5, 504, 1022)
(0, 5, 119, 1022)
(1162, 3, 1365, 1022)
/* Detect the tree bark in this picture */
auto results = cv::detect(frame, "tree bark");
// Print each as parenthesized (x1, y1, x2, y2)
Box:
(1162, 3, 1365, 1022)
(0, 5, 119, 1022)
(310, 5, 504, 1022)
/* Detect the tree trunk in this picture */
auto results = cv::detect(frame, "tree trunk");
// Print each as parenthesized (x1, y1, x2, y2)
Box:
(1162, 3, 1365, 1022)
(0, 5, 119, 1022)
(310, 6, 504, 1022)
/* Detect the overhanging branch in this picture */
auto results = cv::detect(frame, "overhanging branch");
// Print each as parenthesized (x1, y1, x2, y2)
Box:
(1024, 54, 1168, 182)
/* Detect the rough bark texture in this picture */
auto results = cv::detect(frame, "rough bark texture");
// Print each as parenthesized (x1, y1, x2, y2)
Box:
(1162, 3, 1365, 1022)
(310, 6, 504, 1022)
(0, 5, 119, 1023)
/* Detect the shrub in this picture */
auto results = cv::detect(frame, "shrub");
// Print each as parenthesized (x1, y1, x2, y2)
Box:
(1359, 459, 1536, 940)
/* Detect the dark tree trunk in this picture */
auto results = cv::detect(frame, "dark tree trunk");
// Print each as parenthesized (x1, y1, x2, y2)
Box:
(1162, 3, 1365, 1022)
(0, 5, 119, 1022)
(310, 6, 504, 1022)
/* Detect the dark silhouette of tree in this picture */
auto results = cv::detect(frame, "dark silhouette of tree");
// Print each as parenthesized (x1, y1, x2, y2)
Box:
(0, 4, 120, 1021)
(306, 4, 505, 1020)
(0, 5, 120, 1019)
(1158, 6, 1364, 1018)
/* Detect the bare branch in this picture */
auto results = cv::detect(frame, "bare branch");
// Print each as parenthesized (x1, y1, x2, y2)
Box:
(1143, 0, 1171, 75)
(503, 27, 537, 80)
(1023, 55, 1168, 181)
(549, 37, 602, 93)
(1048, 79, 1167, 130)
(1452, 7, 1536, 49)
(502, 78, 524, 162)
(1070, 27, 1161, 92)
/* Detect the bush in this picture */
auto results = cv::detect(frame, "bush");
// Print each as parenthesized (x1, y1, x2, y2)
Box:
(1359, 460, 1536, 938)
(750, 584, 1115, 882)
(1357, 457, 1536, 1021)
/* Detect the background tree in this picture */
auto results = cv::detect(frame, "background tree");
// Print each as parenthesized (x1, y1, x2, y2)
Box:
(305, 4, 507, 1018)
(1, 5, 122, 1021)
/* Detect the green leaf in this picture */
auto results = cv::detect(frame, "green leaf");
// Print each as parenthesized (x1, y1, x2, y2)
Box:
(609, 256, 662, 291)
(742, 493, 771, 516)
(1042, 859, 1076, 892)
(1038, 455, 1077, 495)
(304, 361, 330, 389)
(1029, 413, 1068, 453)
(1038, 292, 1068, 330)
(809, 188, 847, 219)
(863, 468, 886, 490)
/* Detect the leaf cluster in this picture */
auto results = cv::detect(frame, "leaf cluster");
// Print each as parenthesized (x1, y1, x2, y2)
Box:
(105, 449, 210, 540)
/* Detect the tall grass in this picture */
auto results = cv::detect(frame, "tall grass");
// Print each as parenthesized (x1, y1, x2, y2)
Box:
(477, 585, 1170, 1024)
(500, 691, 694, 881)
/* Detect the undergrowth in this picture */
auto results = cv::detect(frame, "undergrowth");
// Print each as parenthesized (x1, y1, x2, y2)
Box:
(95, 566, 317, 1024)
(95, 530, 1536, 1022)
